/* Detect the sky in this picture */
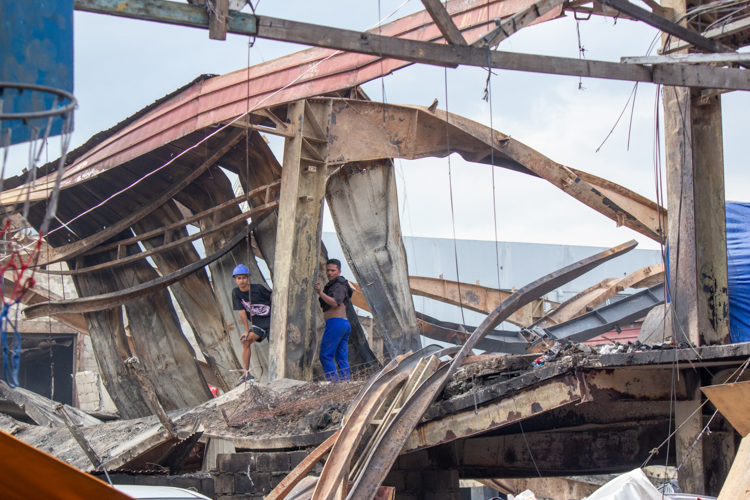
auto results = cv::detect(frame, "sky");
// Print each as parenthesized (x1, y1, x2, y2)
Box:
(4, 0, 750, 254)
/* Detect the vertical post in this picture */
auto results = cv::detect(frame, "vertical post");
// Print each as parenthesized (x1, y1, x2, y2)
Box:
(270, 99, 331, 381)
(662, 0, 730, 347)
(674, 371, 705, 494)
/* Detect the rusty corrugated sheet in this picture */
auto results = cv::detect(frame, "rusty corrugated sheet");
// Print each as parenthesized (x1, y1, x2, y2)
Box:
(1, 0, 562, 205)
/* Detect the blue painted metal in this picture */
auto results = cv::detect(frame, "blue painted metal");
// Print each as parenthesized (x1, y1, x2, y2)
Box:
(1, 0, 74, 145)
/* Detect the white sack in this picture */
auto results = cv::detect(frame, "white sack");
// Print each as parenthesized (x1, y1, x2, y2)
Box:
(584, 469, 662, 500)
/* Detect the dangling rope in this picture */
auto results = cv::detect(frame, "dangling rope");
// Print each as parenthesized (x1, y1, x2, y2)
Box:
(443, 69, 466, 326)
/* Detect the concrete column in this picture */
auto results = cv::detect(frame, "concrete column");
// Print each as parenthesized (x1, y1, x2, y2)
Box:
(269, 99, 331, 381)
(662, 0, 730, 346)
(675, 373, 705, 494)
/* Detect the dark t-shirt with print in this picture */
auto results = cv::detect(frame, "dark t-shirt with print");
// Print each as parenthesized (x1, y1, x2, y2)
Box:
(232, 285, 272, 333)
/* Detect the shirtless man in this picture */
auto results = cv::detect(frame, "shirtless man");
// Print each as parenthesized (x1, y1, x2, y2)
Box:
(314, 259, 352, 381)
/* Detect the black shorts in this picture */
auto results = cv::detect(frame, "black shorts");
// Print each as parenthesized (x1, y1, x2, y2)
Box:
(249, 324, 269, 342)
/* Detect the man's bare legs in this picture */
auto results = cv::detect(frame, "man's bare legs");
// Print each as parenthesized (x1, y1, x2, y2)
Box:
(240, 330, 260, 380)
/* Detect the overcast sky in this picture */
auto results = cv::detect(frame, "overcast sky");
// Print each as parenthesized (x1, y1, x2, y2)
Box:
(5, 0, 750, 254)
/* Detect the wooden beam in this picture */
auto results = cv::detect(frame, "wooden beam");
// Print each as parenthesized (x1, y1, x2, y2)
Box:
(269, 99, 331, 381)
(473, 0, 566, 48)
(622, 52, 750, 65)
(74, 0, 750, 90)
(663, 87, 730, 344)
(54, 403, 102, 469)
(663, 15, 750, 54)
(419, 0, 467, 45)
(718, 436, 750, 500)
(22, 210, 272, 318)
(208, 0, 228, 40)
(600, 0, 738, 55)
(4, 277, 89, 334)
(124, 357, 178, 438)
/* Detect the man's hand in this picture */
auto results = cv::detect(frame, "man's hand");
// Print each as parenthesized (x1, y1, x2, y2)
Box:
(240, 331, 249, 342)
(314, 282, 322, 294)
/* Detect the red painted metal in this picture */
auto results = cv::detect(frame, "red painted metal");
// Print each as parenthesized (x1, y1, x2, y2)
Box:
(4, 0, 562, 203)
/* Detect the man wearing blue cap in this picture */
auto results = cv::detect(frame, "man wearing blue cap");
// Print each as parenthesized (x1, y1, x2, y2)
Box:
(231, 264, 272, 384)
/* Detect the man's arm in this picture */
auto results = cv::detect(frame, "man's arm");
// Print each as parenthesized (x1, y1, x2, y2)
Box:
(237, 310, 250, 340)
(315, 282, 339, 307)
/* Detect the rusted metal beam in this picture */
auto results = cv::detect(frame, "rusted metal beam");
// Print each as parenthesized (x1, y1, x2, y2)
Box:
(473, 0, 566, 48)
(600, 0, 742, 56)
(314, 347, 443, 500)
(408, 276, 554, 327)
(30, 128, 245, 267)
(22, 210, 272, 318)
(327, 100, 666, 242)
(347, 241, 637, 500)
(266, 430, 340, 500)
(419, 0, 467, 45)
(402, 372, 585, 453)
(536, 264, 664, 327)
(269, 99, 331, 382)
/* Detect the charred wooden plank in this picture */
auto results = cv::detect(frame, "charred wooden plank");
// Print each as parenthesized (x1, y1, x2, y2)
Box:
(23, 210, 272, 317)
(175, 166, 273, 381)
(34, 128, 244, 267)
(132, 199, 242, 392)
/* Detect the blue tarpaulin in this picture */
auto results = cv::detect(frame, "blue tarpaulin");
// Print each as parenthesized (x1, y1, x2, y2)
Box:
(665, 202, 750, 343)
(726, 202, 750, 343)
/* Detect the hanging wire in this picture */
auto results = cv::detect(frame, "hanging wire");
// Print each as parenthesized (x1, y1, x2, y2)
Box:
(443, 68, 466, 326)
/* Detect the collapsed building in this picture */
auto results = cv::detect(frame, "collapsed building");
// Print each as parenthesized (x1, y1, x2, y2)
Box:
(2, 0, 750, 499)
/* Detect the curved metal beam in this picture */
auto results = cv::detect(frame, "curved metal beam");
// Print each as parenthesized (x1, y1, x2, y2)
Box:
(22, 210, 272, 318)
(347, 240, 638, 500)
(326, 100, 667, 242)
(536, 263, 664, 327)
